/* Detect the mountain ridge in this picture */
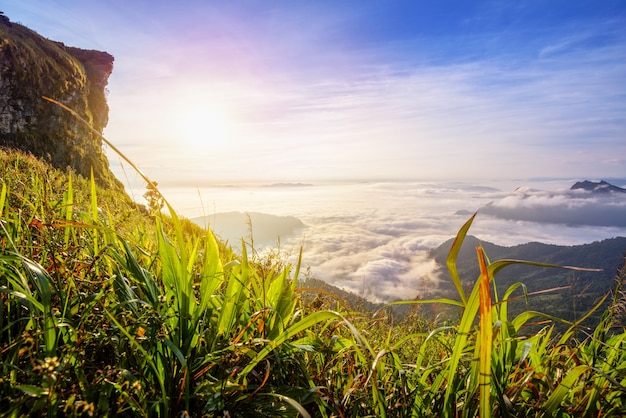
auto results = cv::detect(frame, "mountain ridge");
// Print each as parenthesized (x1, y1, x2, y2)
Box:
(571, 180, 626, 194)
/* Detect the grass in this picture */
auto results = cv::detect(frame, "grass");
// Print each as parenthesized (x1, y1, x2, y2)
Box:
(1, 134, 625, 416)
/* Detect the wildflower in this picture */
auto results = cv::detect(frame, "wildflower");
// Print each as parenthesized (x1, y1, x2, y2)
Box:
(132, 380, 142, 391)
(43, 356, 60, 373)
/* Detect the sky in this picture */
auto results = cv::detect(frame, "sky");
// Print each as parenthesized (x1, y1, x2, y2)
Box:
(2, 1, 626, 185)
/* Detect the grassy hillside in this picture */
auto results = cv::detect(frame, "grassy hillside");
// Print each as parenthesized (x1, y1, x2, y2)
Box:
(1, 150, 625, 417)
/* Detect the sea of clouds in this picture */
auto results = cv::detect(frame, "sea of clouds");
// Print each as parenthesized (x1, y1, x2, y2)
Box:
(169, 180, 626, 303)
(481, 186, 626, 227)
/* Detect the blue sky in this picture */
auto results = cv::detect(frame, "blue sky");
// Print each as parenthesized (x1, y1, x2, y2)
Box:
(3, 1, 625, 184)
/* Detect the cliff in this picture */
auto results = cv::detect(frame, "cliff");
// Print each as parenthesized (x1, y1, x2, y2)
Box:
(0, 12, 120, 187)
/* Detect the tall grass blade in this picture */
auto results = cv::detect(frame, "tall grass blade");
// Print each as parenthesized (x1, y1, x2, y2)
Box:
(218, 240, 251, 336)
(556, 293, 609, 346)
(261, 393, 312, 418)
(543, 365, 590, 414)
(197, 228, 224, 315)
(21, 257, 57, 357)
(42, 97, 155, 189)
(104, 309, 169, 416)
(386, 298, 465, 309)
(90, 169, 99, 254)
(113, 239, 160, 306)
(0, 181, 6, 217)
(440, 216, 481, 413)
(238, 310, 342, 381)
(477, 246, 492, 418)
(63, 172, 73, 246)
(487, 258, 601, 278)
(446, 212, 476, 305)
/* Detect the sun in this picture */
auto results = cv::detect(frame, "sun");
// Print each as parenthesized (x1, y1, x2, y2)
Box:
(179, 106, 230, 151)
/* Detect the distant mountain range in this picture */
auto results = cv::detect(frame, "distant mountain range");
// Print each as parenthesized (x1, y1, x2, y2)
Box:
(571, 180, 626, 194)
(480, 179, 626, 227)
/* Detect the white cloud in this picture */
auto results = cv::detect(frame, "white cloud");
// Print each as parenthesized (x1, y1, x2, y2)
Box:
(481, 186, 626, 227)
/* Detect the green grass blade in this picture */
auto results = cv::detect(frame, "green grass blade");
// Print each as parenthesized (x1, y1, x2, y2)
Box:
(386, 297, 465, 309)
(90, 169, 99, 253)
(62, 172, 73, 246)
(557, 293, 609, 346)
(488, 258, 601, 278)
(218, 240, 251, 336)
(164, 339, 188, 369)
(543, 365, 590, 413)
(446, 212, 476, 305)
(197, 229, 224, 315)
(0, 261, 44, 313)
(114, 239, 160, 306)
(22, 257, 56, 357)
(238, 310, 342, 381)
(442, 275, 481, 411)
(260, 393, 312, 418)
(104, 309, 169, 416)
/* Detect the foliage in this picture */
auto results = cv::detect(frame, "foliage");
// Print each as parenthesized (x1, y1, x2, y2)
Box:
(1, 149, 625, 417)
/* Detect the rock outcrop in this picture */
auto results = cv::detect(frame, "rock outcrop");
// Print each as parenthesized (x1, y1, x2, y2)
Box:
(0, 12, 120, 187)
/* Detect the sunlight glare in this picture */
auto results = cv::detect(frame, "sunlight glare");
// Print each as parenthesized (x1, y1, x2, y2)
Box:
(179, 105, 231, 151)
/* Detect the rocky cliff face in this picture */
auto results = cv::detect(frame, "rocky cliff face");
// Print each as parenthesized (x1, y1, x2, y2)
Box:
(0, 12, 120, 187)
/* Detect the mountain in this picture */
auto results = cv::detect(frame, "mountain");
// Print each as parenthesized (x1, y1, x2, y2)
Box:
(430, 235, 626, 328)
(571, 180, 626, 194)
(191, 211, 304, 249)
(300, 277, 384, 313)
(0, 12, 119, 188)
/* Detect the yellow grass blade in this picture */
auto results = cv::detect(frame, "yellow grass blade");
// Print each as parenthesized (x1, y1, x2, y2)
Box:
(0, 181, 6, 217)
